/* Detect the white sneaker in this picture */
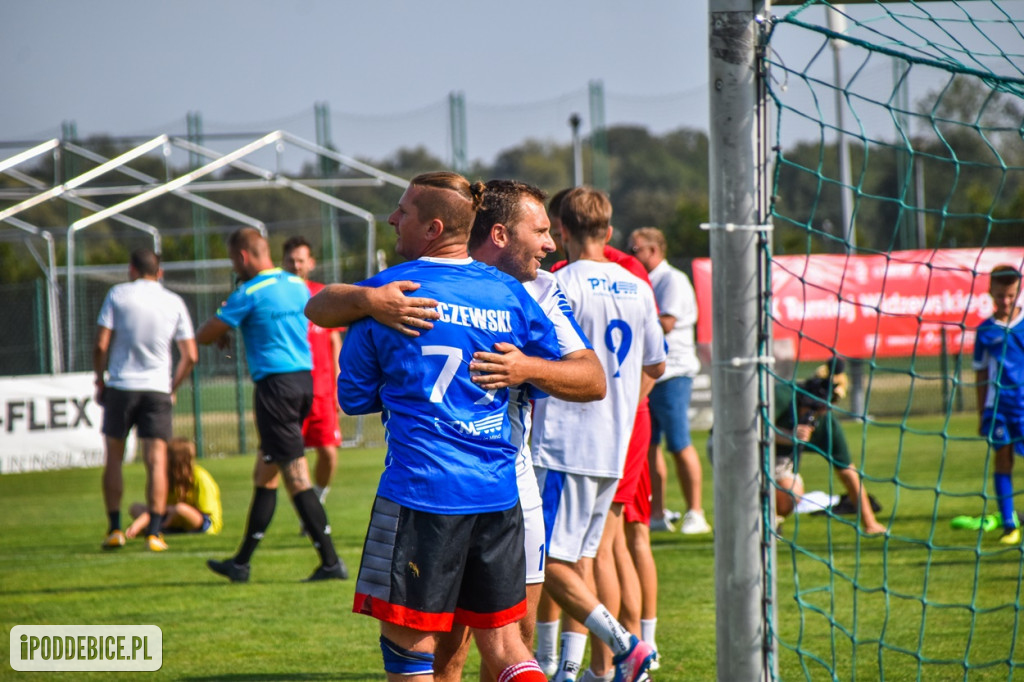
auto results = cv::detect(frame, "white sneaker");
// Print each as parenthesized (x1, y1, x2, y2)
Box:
(649, 516, 676, 532)
(536, 652, 559, 678)
(680, 510, 712, 535)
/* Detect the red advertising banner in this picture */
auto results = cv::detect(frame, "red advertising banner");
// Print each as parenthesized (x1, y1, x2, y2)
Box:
(692, 248, 1024, 362)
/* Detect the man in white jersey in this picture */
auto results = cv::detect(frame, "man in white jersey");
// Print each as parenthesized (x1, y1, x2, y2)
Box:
(94, 248, 197, 552)
(532, 187, 666, 682)
(628, 226, 711, 535)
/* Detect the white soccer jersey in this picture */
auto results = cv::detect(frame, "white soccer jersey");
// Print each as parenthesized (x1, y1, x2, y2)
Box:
(648, 259, 701, 380)
(510, 270, 592, 508)
(97, 279, 195, 393)
(532, 260, 666, 477)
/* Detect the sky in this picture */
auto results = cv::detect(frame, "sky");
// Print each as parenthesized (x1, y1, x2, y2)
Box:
(1, 0, 714, 167)
(2, 1, 1021, 170)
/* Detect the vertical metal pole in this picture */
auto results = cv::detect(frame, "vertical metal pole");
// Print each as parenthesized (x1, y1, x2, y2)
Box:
(187, 111, 207, 454)
(827, 5, 855, 252)
(709, 2, 770, 681)
(569, 113, 583, 187)
(316, 102, 342, 284)
(235, 335, 248, 454)
(588, 80, 609, 193)
(35, 278, 46, 374)
(449, 91, 468, 174)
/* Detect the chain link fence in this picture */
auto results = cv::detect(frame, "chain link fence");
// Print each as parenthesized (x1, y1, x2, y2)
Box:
(0, 251, 384, 458)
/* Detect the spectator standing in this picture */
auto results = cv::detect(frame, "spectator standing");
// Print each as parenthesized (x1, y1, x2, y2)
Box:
(94, 247, 197, 553)
(628, 227, 711, 535)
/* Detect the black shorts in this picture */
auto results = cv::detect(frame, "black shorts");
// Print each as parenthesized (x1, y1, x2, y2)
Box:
(101, 388, 172, 441)
(254, 371, 313, 464)
(353, 496, 527, 633)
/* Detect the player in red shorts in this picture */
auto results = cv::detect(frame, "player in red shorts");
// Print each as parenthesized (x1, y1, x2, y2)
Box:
(283, 237, 343, 509)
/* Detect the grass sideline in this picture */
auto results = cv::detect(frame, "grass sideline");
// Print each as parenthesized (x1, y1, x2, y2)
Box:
(1, 415, 1022, 680)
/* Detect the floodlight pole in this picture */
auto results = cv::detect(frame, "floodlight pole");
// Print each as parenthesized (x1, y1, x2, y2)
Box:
(569, 113, 583, 186)
(709, 1, 772, 680)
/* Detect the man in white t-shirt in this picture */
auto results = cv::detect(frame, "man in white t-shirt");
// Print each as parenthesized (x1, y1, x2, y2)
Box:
(532, 186, 666, 682)
(94, 248, 197, 552)
(628, 227, 711, 535)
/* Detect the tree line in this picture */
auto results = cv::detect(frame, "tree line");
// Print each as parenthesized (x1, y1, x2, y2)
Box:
(1, 77, 1020, 285)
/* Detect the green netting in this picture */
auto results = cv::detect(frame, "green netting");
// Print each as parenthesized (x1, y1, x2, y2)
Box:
(763, 2, 1024, 679)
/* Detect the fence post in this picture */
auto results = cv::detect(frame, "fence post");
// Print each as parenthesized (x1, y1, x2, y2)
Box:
(234, 339, 248, 454)
(709, 1, 772, 680)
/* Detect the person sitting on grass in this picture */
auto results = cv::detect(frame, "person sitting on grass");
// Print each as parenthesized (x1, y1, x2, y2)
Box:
(774, 359, 887, 535)
(126, 438, 223, 538)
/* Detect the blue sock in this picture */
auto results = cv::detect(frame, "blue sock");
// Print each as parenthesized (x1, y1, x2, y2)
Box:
(994, 473, 1015, 530)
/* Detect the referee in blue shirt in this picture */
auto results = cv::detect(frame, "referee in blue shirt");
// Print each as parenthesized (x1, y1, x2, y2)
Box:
(197, 227, 346, 583)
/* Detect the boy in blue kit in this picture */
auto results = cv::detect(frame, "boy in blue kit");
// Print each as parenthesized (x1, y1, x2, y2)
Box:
(336, 172, 558, 682)
(196, 227, 346, 582)
(974, 264, 1024, 545)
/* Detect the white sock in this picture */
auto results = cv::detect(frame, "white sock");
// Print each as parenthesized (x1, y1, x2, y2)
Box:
(535, 620, 560, 660)
(314, 485, 329, 505)
(584, 604, 633, 656)
(553, 631, 588, 682)
(641, 617, 658, 648)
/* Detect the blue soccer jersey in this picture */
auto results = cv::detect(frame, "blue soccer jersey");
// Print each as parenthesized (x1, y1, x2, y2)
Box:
(337, 257, 561, 514)
(216, 268, 312, 381)
(973, 310, 1024, 417)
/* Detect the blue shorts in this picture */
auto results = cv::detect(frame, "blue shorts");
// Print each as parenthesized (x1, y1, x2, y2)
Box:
(980, 408, 1024, 456)
(165, 513, 213, 534)
(649, 375, 693, 453)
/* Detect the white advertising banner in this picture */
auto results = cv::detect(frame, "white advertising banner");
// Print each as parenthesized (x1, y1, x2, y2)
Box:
(0, 372, 134, 474)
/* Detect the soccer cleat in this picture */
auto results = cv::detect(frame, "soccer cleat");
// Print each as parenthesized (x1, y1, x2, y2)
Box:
(102, 530, 126, 550)
(648, 646, 661, 671)
(146, 534, 169, 552)
(303, 560, 348, 582)
(207, 558, 251, 583)
(999, 527, 1022, 546)
(649, 516, 676, 533)
(612, 635, 656, 682)
(680, 510, 712, 535)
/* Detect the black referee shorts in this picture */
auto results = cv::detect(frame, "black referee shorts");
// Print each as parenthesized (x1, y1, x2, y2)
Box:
(254, 371, 313, 464)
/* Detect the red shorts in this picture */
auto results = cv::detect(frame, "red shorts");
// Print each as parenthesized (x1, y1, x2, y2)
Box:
(302, 394, 341, 448)
(614, 399, 651, 505)
(623, 455, 652, 525)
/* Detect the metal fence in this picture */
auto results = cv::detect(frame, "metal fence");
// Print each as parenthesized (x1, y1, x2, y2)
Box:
(0, 258, 385, 457)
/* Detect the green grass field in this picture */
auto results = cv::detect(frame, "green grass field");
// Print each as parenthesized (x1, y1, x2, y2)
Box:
(2, 415, 1022, 680)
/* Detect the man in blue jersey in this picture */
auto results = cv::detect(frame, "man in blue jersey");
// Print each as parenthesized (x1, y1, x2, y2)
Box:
(196, 227, 346, 583)
(328, 172, 560, 682)
(307, 179, 607, 682)
(974, 265, 1024, 545)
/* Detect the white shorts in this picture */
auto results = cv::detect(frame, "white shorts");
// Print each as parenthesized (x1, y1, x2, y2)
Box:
(536, 466, 618, 563)
(518, 459, 546, 584)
